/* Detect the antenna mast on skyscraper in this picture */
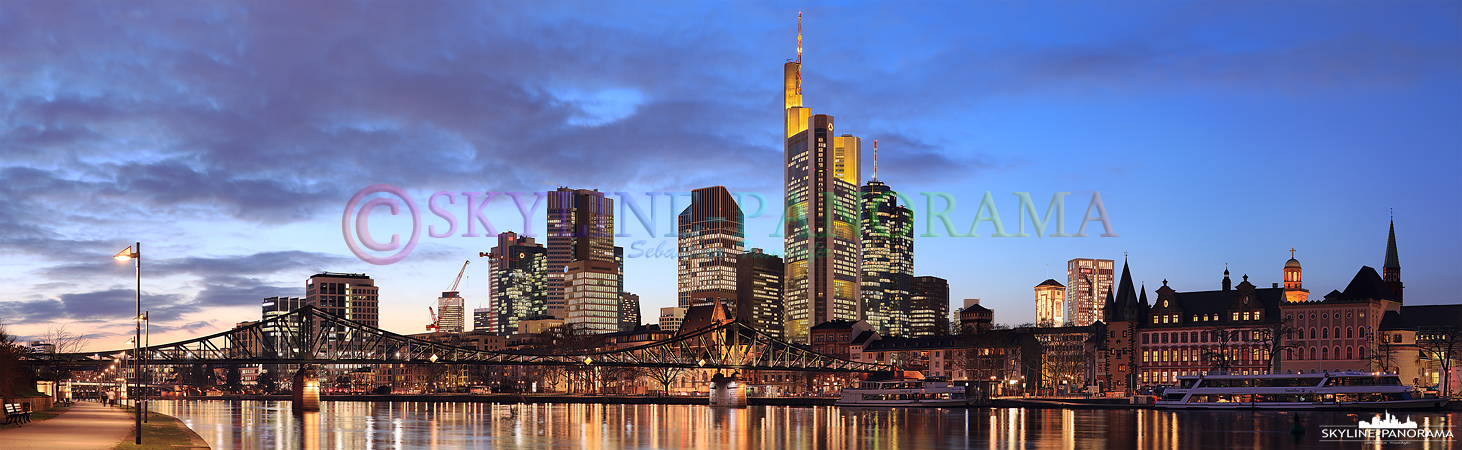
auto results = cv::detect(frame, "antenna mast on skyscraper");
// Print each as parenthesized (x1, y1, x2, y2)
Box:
(796, 12, 803, 96)
(872, 139, 878, 181)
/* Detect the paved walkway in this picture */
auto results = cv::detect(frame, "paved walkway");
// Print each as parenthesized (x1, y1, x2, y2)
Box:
(0, 401, 134, 449)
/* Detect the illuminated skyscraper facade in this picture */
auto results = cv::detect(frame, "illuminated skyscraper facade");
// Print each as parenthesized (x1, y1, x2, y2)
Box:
(677, 186, 745, 309)
(783, 20, 863, 343)
(861, 178, 913, 338)
(564, 259, 621, 334)
(1067, 258, 1115, 327)
(489, 231, 547, 335)
(909, 275, 949, 337)
(436, 293, 465, 333)
(547, 187, 616, 319)
(736, 248, 785, 339)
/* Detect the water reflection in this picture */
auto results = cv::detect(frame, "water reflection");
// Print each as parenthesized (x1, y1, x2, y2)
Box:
(151, 400, 1457, 450)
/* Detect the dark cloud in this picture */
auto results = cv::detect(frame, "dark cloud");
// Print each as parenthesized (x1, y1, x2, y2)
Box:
(42, 250, 352, 280)
(0, 1, 1453, 336)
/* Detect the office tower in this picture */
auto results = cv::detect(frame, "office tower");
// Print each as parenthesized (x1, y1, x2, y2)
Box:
(473, 307, 492, 332)
(736, 248, 785, 339)
(304, 273, 378, 358)
(547, 187, 616, 319)
(659, 307, 687, 333)
(1383, 218, 1404, 303)
(1034, 279, 1066, 327)
(908, 276, 949, 337)
(1066, 258, 1115, 327)
(677, 186, 745, 309)
(783, 17, 863, 343)
(261, 296, 305, 351)
(488, 231, 547, 335)
(619, 292, 641, 332)
(262, 296, 305, 319)
(563, 260, 620, 334)
(860, 154, 914, 338)
(305, 273, 378, 327)
(436, 293, 464, 333)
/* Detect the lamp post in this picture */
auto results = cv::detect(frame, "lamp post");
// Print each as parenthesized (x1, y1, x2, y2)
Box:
(114, 243, 141, 445)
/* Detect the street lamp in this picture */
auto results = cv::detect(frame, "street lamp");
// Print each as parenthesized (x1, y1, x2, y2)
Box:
(114, 243, 142, 445)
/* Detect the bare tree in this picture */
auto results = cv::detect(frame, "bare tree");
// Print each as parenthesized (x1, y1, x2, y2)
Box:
(1366, 329, 1398, 374)
(1201, 326, 1239, 372)
(1417, 325, 1462, 399)
(645, 366, 684, 395)
(1252, 318, 1302, 374)
(39, 325, 91, 354)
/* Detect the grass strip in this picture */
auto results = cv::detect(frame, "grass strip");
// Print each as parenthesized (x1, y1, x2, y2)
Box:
(111, 409, 209, 450)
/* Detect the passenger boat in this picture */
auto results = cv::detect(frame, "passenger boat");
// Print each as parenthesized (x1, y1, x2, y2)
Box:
(836, 375, 974, 407)
(1157, 371, 1448, 410)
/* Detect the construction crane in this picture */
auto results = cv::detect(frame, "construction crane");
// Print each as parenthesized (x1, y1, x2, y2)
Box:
(427, 260, 470, 332)
(446, 260, 470, 293)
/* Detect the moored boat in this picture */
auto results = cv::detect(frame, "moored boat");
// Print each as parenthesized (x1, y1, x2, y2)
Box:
(1157, 371, 1448, 410)
(836, 374, 974, 407)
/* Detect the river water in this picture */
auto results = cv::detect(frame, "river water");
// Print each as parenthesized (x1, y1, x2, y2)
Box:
(149, 400, 1457, 449)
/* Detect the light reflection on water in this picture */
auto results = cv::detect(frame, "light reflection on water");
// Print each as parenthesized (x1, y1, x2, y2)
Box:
(150, 400, 1457, 450)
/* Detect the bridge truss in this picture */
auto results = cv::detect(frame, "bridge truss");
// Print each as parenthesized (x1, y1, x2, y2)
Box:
(33, 306, 894, 373)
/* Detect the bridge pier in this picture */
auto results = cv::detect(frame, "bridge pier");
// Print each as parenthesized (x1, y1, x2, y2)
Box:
(708, 372, 747, 408)
(292, 366, 320, 411)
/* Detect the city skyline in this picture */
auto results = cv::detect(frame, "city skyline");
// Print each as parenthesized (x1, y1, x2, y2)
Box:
(0, 2, 1458, 349)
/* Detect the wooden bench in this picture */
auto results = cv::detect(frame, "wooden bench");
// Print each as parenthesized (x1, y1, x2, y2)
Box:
(3, 403, 31, 425)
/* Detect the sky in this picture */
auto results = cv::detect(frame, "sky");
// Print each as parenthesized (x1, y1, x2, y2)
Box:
(1, 1, 1458, 351)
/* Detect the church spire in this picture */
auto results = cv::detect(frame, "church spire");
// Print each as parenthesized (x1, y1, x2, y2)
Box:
(1383, 215, 1403, 302)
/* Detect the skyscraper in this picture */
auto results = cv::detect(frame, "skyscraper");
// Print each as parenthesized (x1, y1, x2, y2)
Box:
(262, 296, 304, 319)
(736, 248, 785, 339)
(473, 307, 492, 332)
(860, 153, 914, 338)
(304, 272, 378, 353)
(1066, 258, 1115, 327)
(908, 276, 949, 337)
(261, 296, 304, 353)
(783, 16, 863, 343)
(1034, 279, 1066, 327)
(678, 186, 745, 309)
(488, 231, 547, 335)
(305, 273, 378, 327)
(436, 293, 465, 333)
(547, 187, 616, 319)
(619, 292, 641, 332)
(563, 259, 620, 333)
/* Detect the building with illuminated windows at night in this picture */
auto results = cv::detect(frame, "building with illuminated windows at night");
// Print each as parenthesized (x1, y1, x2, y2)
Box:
(677, 186, 744, 310)
(782, 20, 864, 343)
(1067, 258, 1114, 327)
(487, 231, 548, 335)
(861, 171, 914, 339)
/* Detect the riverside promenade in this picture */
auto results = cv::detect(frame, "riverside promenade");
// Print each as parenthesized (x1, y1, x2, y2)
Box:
(0, 401, 209, 449)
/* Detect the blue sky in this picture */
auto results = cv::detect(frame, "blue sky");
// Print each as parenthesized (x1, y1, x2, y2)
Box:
(1, 1, 1457, 349)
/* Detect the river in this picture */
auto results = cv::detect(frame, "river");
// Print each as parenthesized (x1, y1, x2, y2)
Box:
(149, 400, 1458, 449)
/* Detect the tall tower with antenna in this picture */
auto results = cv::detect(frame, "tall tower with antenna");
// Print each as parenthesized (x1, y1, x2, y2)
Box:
(783, 13, 864, 342)
(860, 141, 913, 337)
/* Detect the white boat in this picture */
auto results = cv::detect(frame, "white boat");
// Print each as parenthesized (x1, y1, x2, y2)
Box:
(1157, 371, 1448, 410)
(836, 375, 974, 407)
